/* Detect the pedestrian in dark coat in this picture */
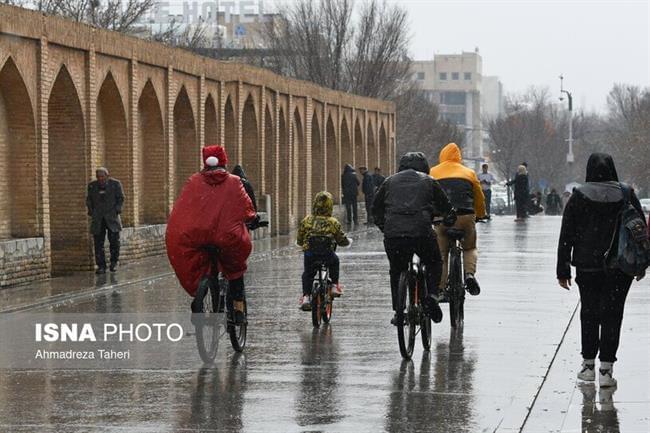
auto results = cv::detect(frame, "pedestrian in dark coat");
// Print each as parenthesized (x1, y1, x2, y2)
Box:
(507, 165, 530, 220)
(232, 165, 258, 211)
(372, 167, 386, 191)
(341, 164, 360, 224)
(360, 166, 375, 224)
(546, 189, 563, 215)
(557, 152, 646, 387)
(86, 167, 124, 273)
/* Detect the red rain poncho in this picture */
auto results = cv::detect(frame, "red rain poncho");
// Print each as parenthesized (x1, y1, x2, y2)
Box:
(166, 167, 256, 296)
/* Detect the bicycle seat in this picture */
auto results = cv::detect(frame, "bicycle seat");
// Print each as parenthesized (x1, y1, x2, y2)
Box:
(446, 228, 465, 241)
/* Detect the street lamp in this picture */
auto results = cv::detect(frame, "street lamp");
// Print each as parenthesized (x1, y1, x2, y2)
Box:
(559, 75, 574, 164)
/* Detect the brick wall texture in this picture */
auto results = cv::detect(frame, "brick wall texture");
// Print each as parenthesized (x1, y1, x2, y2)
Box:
(0, 3, 395, 287)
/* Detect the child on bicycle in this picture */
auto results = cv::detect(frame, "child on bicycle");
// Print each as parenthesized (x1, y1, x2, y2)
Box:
(297, 191, 350, 311)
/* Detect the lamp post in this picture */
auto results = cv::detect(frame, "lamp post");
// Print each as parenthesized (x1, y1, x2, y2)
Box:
(559, 75, 574, 164)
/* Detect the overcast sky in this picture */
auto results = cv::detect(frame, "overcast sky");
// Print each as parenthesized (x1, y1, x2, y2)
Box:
(395, 0, 649, 112)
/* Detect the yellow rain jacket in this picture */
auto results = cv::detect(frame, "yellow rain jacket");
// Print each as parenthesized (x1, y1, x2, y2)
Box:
(429, 143, 486, 217)
(297, 192, 350, 252)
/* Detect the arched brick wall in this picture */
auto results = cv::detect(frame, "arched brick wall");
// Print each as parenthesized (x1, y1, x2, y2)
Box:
(97, 72, 131, 225)
(173, 86, 197, 196)
(379, 123, 388, 174)
(354, 118, 364, 169)
(293, 109, 306, 219)
(138, 80, 166, 224)
(311, 113, 324, 194)
(223, 96, 236, 162)
(367, 120, 377, 171)
(204, 94, 219, 145)
(325, 115, 339, 203)
(48, 66, 89, 273)
(0, 57, 38, 239)
(341, 119, 352, 172)
(263, 104, 274, 196)
(277, 107, 290, 234)
(241, 95, 260, 191)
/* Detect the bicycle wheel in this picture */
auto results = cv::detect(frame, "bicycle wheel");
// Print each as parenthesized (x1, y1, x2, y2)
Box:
(448, 250, 465, 328)
(311, 281, 323, 328)
(195, 277, 226, 363)
(397, 272, 416, 359)
(322, 283, 333, 324)
(228, 294, 247, 352)
(418, 273, 432, 351)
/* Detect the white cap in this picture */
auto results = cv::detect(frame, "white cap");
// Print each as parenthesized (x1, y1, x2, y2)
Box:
(205, 156, 219, 167)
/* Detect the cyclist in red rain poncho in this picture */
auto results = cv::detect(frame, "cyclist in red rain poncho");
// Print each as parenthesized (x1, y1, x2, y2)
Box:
(166, 145, 257, 320)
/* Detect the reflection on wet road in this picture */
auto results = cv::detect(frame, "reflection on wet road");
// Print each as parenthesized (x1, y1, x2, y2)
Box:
(1, 217, 647, 432)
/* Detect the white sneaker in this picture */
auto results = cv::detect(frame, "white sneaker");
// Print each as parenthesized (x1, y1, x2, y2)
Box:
(577, 360, 595, 381)
(599, 368, 617, 388)
(299, 295, 311, 311)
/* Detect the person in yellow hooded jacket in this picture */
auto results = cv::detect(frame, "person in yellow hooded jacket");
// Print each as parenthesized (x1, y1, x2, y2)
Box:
(430, 143, 486, 296)
(297, 191, 351, 310)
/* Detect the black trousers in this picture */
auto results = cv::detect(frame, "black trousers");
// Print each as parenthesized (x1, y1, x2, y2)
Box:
(576, 269, 632, 362)
(93, 218, 120, 268)
(515, 197, 527, 219)
(383, 235, 442, 311)
(483, 189, 492, 215)
(302, 251, 340, 296)
(364, 194, 374, 223)
(344, 198, 358, 224)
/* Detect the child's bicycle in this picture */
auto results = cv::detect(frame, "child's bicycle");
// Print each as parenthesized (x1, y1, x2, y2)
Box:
(307, 236, 336, 328)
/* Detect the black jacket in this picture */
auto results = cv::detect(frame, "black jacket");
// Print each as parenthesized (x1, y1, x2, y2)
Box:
(372, 173, 386, 189)
(372, 152, 453, 239)
(341, 164, 359, 202)
(508, 174, 529, 200)
(362, 172, 375, 197)
(86, 178, 124, 235)
(232, 165, 257, 211)
(556, 153, 644, 279)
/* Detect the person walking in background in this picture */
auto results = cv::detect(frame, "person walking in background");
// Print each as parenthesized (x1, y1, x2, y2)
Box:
(341, 164, 360, 225)
(546, 188, 563, 215)
(507, 165, 530, 221)
(86, 167, 124, 274)
(232, 164, 258, 211)
(557, 153, 646, 388)
(478, 163, 496, 217)
(360, 166, 375, 224)
(372, 167, 386, 192)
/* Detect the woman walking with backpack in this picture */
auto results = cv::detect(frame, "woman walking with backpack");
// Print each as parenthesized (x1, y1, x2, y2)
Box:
(557, 153, 647, 387)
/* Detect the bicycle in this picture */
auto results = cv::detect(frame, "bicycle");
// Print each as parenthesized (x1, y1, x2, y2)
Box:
(396, 253, 432, 359)
(306, 236, 336, 328)
(193, 246, 248, 363)
(440, 228, 466, 329)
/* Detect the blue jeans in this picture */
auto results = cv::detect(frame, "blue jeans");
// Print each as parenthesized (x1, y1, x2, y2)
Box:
(302, 251, 339, 295)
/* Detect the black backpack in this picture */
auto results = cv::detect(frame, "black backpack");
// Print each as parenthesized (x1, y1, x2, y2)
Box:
(604, 184, 650, 276)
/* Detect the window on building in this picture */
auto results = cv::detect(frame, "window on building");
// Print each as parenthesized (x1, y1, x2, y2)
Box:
(464, 72, 472, 80)
(452, 72, 459, 80)
(442, 112, 466, 126)
(441, 91, 466, 105)
(439, 72, 447, 80)
(417, 72, 425, 80)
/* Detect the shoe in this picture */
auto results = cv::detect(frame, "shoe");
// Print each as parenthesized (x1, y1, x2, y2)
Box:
(299, 295, 312, 311)
(577, 361, 596, 381)
(423, 295, 443, 323)
(464, 274, 481, 296)
(95, 267, 106, 275)
(599, 368, 617, 388)
(390, 312, 399, 326)
(109, 262, 117, 272)
(190, 298, 203, 313)
(332, 283, 343, 298)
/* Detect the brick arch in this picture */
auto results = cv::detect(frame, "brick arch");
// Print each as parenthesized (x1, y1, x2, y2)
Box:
(138, 80, 166, 224)
(173, 85, 197, 196)
(0, 57, 38, 239)
(311, 112, 324, 193)
(379, 122, 388, 173)
(341, 118, 352, 172)
(223, 96, 236, 162)
(263, 103, 274, 196)
(48, 65, 89, 273)
(277, 107, 290, 234)
(96, 72, 131, 226)
(354, 117, 364, 169)
(241, 95, 260, 191)
(325, 114, 339, 202)
(204, 93, 219, 145)
(367, 118, 377, 171)
(293, 108, 307, 219)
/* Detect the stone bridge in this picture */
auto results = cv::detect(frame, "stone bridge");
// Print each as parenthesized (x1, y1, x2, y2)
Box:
(0, 4, 395, 286)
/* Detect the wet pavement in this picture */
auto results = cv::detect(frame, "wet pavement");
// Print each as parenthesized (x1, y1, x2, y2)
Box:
(1, 216, 648, 432)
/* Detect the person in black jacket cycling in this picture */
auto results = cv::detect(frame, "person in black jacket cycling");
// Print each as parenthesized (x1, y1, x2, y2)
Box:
(373, 152, 456, 324)
(557, 153, 646, 388)
(232, 164, 258, 211)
